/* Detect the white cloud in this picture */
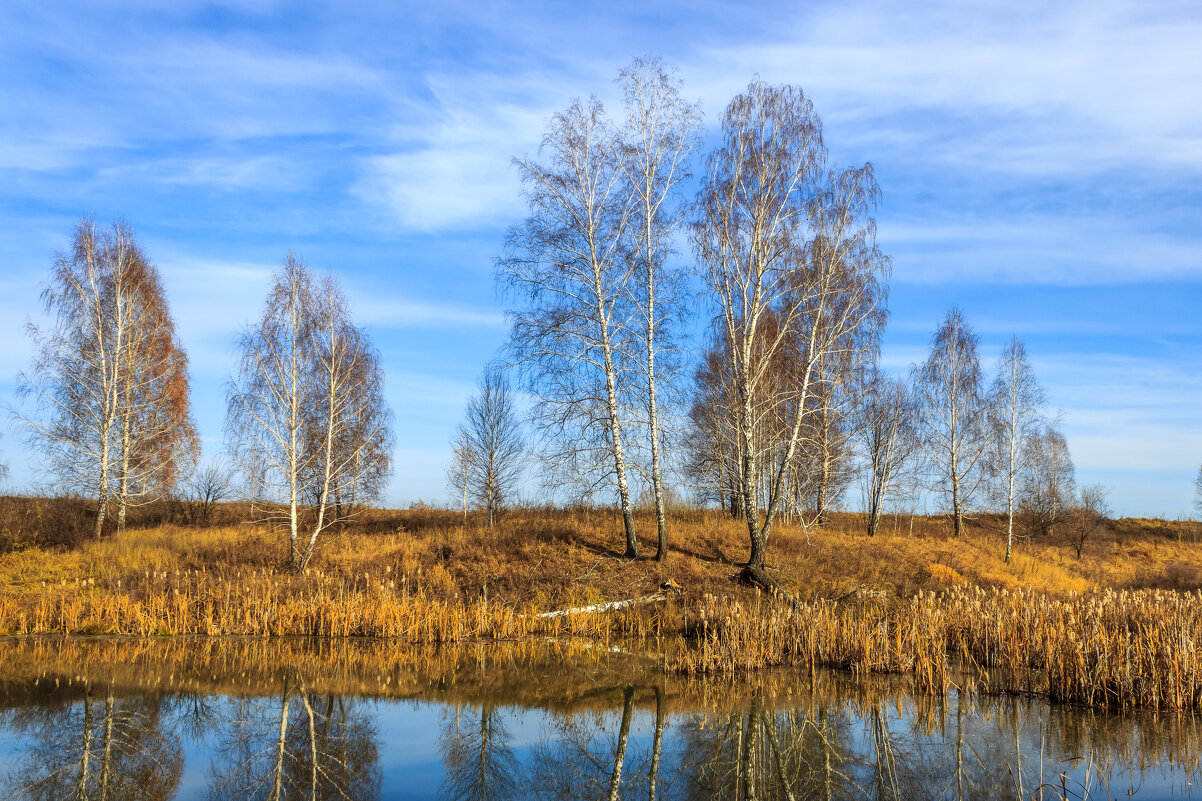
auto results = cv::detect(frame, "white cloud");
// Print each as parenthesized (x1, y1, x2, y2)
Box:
(879, 215, 1202, 285)
(685, 0, 1202, 176)
(354, 71, 583, 232)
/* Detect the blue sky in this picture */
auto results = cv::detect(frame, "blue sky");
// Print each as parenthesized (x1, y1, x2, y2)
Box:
(0, 0, 1199, 516)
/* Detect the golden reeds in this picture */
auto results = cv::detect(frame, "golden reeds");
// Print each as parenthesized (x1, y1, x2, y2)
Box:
(3, 509, 1202, 712)
(673, 586, 1202, 711)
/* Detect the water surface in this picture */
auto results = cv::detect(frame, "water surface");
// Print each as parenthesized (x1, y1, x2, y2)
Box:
(0, 637, 1198, 800)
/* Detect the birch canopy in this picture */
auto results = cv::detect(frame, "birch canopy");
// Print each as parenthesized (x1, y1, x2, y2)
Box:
(499, 95, 644, 558)
(15, 217, 198, 539)
(692, 80, 889, 573)
(226, 255, 394, 570)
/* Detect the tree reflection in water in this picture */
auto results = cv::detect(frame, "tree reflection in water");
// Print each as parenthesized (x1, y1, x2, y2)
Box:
(1, 682, 182, 801)
(439, 704, 518, 801)
(206, 672, 380, 801)
(2, 646, 1202, 800)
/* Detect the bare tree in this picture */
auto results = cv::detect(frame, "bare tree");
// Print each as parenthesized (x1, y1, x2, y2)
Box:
(1021, 423, 1075, 538)
(1069, 483, 1111, 559)
(227, 257, 313, 566)
(226, 256, 393, 570)
(305, 292, 395, 525)
(14, 218, 197, 539)
(988, 336, 1045, 562)
(857, 370, 917, 537)
(499, 96, 643, 557)
(440, 704, 518, 801)
(913, 309, 989, 538)
(1194, 465, 1202, 520)
(184, 461, 235, 525)
(686, 339, 743, 517)
(454, 364, 526, 528)
(446, 429, 475, 523)
(692, 79, 889, 576)
(616, 57, 702, 562)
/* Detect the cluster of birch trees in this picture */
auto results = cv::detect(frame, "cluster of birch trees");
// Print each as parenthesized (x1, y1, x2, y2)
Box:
(14, 224, 395, 569)
(688, 301, 1106, 564)
(12, 59, 1117, 573)
(485, 62, 895, 575)
(15, 218, 198, 540)
(487, 59, 1108, 571)
(225, 255, 395, 570)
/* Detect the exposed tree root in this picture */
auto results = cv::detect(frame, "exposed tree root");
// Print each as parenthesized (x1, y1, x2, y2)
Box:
(738, 566, 803, 612)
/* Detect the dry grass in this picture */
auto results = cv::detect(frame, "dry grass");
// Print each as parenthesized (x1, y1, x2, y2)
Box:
(676, 586, 1202, 710)
(2, 506, 1202, 710)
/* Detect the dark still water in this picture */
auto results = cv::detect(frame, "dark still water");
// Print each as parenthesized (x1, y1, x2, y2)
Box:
(0, 637, 1199, 800)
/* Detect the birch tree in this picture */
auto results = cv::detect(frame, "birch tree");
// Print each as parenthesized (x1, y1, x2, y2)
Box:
(110, 246, 198, 532)
(913, 309, 989, 538)
(857, 369, 917, 537)
(453, 364, 526, 528)
(1021, 423, 1075, 538)
(1194, 465, 1202, 519)
(616, 56, 702, 561)
(15, 218, 196, 539)
(446, 429, 474, 523)
(988, 336, 1044, 562)
(692, 80, 889, 575)
(499, 96, 643, 557)
(227, 257, 313, 567)
(226, 256, 393, 570)
(300, 279, 394, 532)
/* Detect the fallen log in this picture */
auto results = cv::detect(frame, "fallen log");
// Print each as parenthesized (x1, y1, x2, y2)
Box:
(536, 592, 669, 619)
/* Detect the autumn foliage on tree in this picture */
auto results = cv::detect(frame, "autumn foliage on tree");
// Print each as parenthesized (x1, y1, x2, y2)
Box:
(15, 217, 198, 538)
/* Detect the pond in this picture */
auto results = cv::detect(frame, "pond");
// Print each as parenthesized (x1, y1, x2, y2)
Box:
(0, 637, 1198, 800)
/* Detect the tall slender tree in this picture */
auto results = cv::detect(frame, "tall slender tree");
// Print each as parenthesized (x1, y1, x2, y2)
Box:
(616, 56, 702, 562)
(499, 96, 643, 557)
(988, 336, 1044, 562)
(913, 309, 989, 538)
(446, 429, 475, 523)
(14, 218, 196, 538)
(693, 80, 888, 575)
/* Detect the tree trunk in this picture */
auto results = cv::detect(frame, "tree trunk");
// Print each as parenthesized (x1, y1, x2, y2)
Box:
(117, 410, 131, 535)
(77, 686, 94, 799)
(951, 474, 964, 538)
(272, 683, 291, 801)
(99, 685, 115, 801)
(649, 685, 664, 801)
(607, 686, 635, 801)
(601, 322, 638, 559)
(647, 278, 668, 562)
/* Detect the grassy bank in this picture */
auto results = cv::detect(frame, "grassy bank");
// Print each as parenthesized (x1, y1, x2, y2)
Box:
(2, 507, 1202, 709)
